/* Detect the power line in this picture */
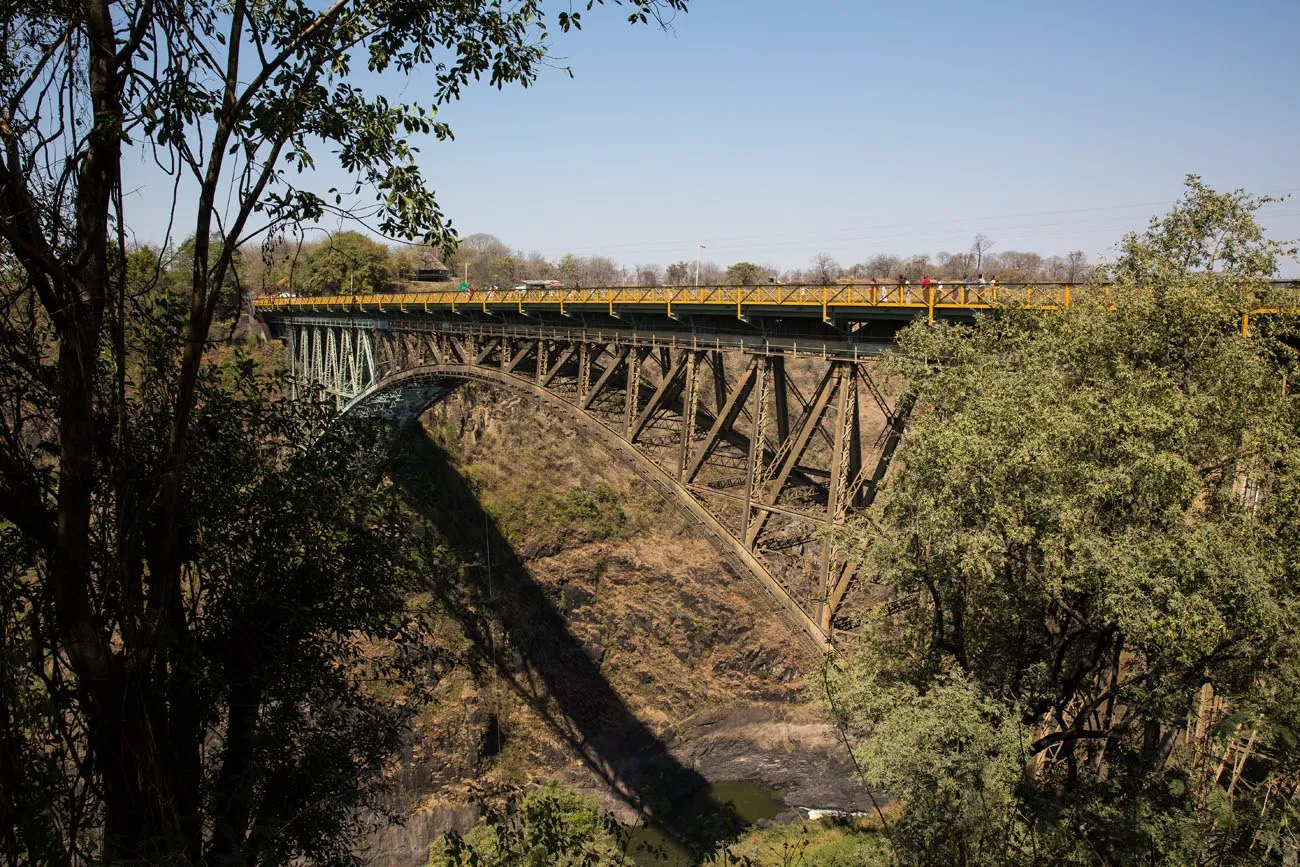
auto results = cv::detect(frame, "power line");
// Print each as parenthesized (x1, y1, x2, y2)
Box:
(523, 191, 1300, 260)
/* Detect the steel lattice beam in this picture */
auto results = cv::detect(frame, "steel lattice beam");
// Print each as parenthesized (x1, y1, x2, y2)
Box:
(264, 314, 911, 649)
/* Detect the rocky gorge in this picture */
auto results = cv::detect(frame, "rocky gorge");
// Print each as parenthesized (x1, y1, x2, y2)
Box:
(361, 385, 876, 866)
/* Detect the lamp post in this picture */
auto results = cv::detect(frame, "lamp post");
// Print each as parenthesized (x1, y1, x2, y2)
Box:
(695, 243, 706, 286)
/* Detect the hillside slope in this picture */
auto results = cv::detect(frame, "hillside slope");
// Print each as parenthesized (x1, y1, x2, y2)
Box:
(366, 384, 870, 866)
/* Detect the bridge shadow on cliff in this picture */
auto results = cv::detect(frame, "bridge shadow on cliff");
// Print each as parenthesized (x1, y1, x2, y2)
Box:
(390, 422, 747, 861)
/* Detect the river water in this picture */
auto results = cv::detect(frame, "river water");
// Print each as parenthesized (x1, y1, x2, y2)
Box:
(622, 781, 789, 866)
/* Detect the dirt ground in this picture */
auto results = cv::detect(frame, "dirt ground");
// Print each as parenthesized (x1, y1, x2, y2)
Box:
(363, 385, 873, 867)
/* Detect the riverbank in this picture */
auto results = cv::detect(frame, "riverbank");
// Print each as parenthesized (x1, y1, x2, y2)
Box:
(364, 702, 880, 867)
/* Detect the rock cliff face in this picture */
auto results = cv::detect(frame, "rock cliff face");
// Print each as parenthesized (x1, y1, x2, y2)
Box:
(364, 385, 865, 867)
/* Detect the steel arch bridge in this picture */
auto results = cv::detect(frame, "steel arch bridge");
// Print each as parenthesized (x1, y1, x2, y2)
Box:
(253, 280, 1296, 648)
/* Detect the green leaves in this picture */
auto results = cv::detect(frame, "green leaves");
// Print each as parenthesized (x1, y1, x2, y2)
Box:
(299, 230, 393, 294)
(1110, 174, 1298, 288)
(835, 178, 1300, 864)
(430, 783, 627, 867)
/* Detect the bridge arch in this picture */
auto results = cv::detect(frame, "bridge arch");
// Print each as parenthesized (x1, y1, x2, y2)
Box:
(346, 362, 828, 651)
(270, 317, 910, 648)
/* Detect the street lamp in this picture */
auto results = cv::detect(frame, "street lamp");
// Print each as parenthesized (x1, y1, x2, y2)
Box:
(695, 243, 707, 286)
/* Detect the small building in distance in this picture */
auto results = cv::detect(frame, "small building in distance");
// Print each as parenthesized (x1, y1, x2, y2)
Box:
(414, 267, 453, 282)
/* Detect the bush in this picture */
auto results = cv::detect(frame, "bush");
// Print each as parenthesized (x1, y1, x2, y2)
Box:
(494, 483, 628, 554)
(429, 783, 627, 867)
(708, 816, 891, 867)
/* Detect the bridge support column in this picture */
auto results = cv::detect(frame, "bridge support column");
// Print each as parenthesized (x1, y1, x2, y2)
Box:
(578, 343, 591, 404)
(771, 356, 791, 444)
(286, 326, 298, 398)
(741, 358, 772, 541)
(710, 351, 727, 412)
(623, 348, 644, 436)
(678, 351, 703, 479)
(819, 365, 858, 634)
(536, 339, 550, 384)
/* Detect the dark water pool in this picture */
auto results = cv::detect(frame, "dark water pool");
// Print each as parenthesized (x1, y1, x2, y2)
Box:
(622, 780, 788, 866)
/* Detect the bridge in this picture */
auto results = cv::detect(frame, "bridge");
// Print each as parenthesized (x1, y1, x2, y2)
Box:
(252, 280, 1294, 649)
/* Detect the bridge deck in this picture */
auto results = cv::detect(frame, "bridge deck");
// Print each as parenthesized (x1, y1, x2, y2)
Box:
(253, 281, 1299, 330)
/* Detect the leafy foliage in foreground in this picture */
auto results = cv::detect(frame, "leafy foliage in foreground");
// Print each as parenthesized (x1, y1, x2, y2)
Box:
(0, 261, 457, 863)
(0, 274, 443, 865)
(429, 783, 627, 867)
(0, 0, 686, 861)
(828, 178, 1300, 865)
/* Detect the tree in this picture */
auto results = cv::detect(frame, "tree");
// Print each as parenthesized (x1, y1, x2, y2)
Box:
(431, 784, 628, 867)
(995, 250, 1042, 282)
(901, 254, 930, 282)
(302, 231, 393, 294)
(970, 234, 995, 273)
(0, 0, 687, 862)
(519, 251, 555, 281)
(724, 262, 768, 286)
(1111, 175, 1291, 286)
(811, 252, 842, 285)
(862, 254, 903, 281)
(634, 264, 662, 286)
(827, 665, 1025, 866)
(665, 261, 692, 285)
(936, 250, 973, 278)
(0, 297, 432, 866)
(833, 178, 1300, 863)
(696, 261, 724, 285)
(557, 253, 585, 287)
(245, 235, 320, 297)
(583, 255, 622, 287)
(390, 243, 449, 283)
(484, 255, 519, 288)
(449, 233, 512, 286)
(1064, 249, 1089, 283)
(1040, 251, 1090, 284)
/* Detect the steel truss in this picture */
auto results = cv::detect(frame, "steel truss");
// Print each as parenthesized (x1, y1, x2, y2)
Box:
(274, 319, 911, 648)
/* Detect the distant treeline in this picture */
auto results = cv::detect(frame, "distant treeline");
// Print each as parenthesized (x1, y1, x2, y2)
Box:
(219, 230, 1093, 296)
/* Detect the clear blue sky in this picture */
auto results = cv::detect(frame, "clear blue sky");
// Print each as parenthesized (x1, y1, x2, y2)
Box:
(125, 0, 1300, 273)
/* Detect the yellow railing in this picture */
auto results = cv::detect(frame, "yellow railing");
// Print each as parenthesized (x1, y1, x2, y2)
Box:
(254, 282, 1047, 312)
(251, 281, 1300, 329)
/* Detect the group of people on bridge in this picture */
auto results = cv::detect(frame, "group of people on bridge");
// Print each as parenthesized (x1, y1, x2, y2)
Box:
(889, 274, 995, 290)
(450, 274, 1001, 297)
